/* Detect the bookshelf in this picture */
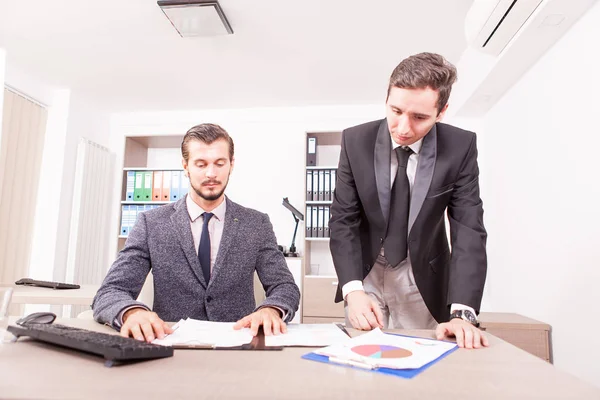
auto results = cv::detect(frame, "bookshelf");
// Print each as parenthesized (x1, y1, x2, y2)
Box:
(117, 136, 184, 252)
(302, 131, 345, 323)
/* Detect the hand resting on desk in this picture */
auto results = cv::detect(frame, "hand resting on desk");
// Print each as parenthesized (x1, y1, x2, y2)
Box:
(121, 308, 174, 343)
(436, 318, 489, 349)
(233, 307, 287, 336)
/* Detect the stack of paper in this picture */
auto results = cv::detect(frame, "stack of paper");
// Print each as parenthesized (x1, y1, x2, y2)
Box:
(153, 319, 253, 348)
(312, 328, 457, 370)
(152, 319, 352, 348)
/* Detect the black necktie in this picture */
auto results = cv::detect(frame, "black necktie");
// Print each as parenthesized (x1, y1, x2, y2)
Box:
(199, 212, 214, 284)
(384, 146, 414, 266)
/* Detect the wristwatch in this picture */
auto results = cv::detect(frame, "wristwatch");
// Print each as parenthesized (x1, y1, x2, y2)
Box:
(449, 309, 479, 327)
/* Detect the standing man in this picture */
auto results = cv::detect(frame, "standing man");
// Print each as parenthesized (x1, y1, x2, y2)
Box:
(93, 124, 300, 342)
(329, 53, 488, 348)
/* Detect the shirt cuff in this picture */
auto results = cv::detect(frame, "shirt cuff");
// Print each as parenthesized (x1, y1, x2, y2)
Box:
(450, 303, 477, 316)
(342, 280, 364, 300)
(114, 305, 150, 328)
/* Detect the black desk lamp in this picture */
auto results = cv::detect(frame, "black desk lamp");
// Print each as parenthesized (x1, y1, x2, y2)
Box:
(282, 197, 304, 257)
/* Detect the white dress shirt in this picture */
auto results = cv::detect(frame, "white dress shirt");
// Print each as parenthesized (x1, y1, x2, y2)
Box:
(341, 138, 476, 317)
(187, 194, 226, 270)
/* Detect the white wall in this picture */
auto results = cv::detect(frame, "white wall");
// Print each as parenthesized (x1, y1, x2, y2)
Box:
(0, 48, 5, 191)
(479, 1, 600, 387)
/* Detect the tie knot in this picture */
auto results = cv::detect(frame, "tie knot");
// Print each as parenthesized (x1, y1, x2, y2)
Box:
(202, 212, 214, 225)
(395, 146, 413, 167)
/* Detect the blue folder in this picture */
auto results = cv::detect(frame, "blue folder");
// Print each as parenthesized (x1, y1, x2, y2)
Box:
(301, 333, 458, 379)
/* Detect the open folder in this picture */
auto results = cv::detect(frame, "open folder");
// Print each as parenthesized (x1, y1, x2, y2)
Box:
(152, 319, 352, 349)
(302, 328, 458, 379)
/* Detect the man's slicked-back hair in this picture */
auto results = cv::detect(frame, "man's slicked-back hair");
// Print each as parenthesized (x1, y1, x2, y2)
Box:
(387, 52, 458, 114)
(181, 123, 234, 162)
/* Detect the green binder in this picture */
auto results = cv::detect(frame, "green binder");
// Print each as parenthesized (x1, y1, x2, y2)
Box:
(133, 171, 144, 201)
(143, 171, 153, 201)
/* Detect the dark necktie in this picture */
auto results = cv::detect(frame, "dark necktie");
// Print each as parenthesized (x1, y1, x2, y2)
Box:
(199, 212, 214, 284)
(384, 146, 414, 266)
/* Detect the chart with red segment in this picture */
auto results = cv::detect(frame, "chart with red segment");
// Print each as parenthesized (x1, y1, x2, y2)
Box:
(351, 344, 412, 359)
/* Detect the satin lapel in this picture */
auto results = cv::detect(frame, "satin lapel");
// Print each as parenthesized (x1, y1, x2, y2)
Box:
(210, 197, 239, 285)
(409, 124, 437, 234)
(171, 196, 207, 288)
(374, 119, 392, 224)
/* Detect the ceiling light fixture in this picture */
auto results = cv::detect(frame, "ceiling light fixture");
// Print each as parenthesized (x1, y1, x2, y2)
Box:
(157, 0, 234, 37)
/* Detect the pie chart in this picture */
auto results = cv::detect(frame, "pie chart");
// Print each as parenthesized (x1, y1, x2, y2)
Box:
(351, 344, 412, 359)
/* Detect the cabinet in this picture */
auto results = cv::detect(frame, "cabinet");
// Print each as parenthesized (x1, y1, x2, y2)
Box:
(302, 131, 344, 323)
(479, 312, 552, 362)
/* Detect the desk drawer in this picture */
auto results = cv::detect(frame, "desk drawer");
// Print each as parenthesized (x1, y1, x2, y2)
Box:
(303, 276, 344, 318)
(484, 328, 550, 362)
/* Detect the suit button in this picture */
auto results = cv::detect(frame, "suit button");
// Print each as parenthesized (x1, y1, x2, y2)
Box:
(206, 296, 212, 303)
(365, 264, 371, 271)
(380, 237, 384, 243)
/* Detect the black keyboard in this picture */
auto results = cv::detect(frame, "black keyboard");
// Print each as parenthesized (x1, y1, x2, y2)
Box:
(8, 323, 173, 367)
(15, 278, 80, 289)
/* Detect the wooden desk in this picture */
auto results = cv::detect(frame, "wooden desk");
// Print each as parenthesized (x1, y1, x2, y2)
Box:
(2, 284, 99, 306)
(0, 319, 598, 399)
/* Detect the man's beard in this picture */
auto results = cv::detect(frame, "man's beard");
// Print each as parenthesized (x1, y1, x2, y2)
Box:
(190, 177, 228, 201)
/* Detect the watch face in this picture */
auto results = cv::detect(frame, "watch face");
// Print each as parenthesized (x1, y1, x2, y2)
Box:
(463, 310, 477, 324)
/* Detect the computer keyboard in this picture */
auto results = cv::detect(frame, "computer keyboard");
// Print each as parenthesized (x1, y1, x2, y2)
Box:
(15, 278, 80, 289)
(8, 323, 174, 367)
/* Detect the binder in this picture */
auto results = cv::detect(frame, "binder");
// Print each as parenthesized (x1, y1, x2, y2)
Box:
(318, 170, 325, 201)
(324, 170, 331, 201)
(170, 171, 181, 202)
(306, 170, 313, 201)
(307, 137, 317, 166)
(162, 171, 171, 201)
(324, 206, 330, 237)
(120, 205, 128, 236)
(143, 171, 153, 201)
(312, 169, 319, 201)
(180, 173, 190, 198)
(125, 171, 135, 201)
(318, 206, 325, 237)
(133, 171, 144, 201)
(152, 171, 163, 201)
(311, 206, 318, 237)
(126, 205, 135, 235)
(305, 205, 312, 238)
(331, 169, 337, 197)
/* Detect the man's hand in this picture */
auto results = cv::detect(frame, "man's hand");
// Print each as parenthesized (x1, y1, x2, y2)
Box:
(435, 318, 489, 349)
(120, 308, 174, 343)
(233, 307, 287, 336)
(346, 291, 384, 330)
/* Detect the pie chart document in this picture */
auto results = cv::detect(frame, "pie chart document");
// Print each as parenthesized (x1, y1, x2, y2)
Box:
(315, 328, 457, 369)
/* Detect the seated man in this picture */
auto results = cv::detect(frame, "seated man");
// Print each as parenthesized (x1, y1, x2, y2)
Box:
(93, 123, 300, 342)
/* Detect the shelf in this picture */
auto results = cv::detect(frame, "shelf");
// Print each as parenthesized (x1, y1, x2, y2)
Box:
(123, 168, 184, 171)
(306, 166, 338, 170)
(304, 274, 338, 279)
(306, 237, 330, 241)
(121, 201, 171, 205)
(306, 201, 332, 205)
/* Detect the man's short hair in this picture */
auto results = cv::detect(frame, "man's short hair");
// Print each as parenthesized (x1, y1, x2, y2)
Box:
(181, 123, 235, 162)
(387, 52, 458, 114)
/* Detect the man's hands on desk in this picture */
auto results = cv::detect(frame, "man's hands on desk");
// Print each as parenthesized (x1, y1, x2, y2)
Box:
(345, 291, 489, 349)
(121, 306, 287, 342)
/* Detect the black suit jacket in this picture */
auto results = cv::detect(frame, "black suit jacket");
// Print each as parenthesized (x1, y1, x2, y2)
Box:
(329, 119, 487, 323)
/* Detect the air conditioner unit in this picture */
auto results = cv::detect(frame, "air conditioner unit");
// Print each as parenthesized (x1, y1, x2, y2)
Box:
(465, 0, 545, 56)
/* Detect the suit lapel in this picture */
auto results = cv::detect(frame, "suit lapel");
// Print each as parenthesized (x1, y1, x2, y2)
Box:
(409, 124, 437, 234)
(210, 197, 239, 285)
(374, 120, 392, 223)
(171, 196, 207, 288)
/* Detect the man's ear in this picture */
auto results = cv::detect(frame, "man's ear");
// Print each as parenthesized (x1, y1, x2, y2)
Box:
(436, 103, 449, 122)
(182, 158, 188, 177)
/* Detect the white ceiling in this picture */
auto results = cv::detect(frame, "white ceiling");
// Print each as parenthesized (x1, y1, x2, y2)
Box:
(0, 0, 474, 111)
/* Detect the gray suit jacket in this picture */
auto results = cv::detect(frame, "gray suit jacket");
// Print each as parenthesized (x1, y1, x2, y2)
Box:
(330, 119, 487, 323)
(93, 197, 300, 328)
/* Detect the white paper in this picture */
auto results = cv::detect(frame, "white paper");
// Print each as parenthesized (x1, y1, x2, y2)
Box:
(315, 328, 457, 369)
(265, 323, 351, 347)
(152, 319, 253, 348)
